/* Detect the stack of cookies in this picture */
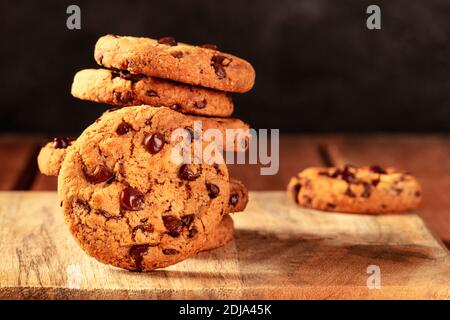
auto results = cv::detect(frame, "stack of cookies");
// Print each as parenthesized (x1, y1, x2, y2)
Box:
(37, 35, 255, 271)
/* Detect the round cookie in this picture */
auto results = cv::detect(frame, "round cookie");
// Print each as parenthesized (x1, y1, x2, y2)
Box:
(37, 137, 75, 176)
(228, 178, 249, 213)
(58, 105, 233, 271)
(201, 214, 234, 252)
(287, 165, 422, 214)
(94, 35, 255, 93)
(72, 69, 234, 117)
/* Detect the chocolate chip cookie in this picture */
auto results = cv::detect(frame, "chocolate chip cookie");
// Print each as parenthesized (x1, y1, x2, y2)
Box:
(201, 214, 234, 252)
(58, 105, 241, 271)
(37, 137, 75, 176)
(72, 69, 234, 117)
(228, 178, 249, 213)
(287, 165, 422, 214)
(94, 35, 255, 93)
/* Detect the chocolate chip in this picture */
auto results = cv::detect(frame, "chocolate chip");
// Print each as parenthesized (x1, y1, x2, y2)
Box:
(52, 137, 70, 149)
(157, 37, 177, 46)
(213, 163, 222, 175)
(113, 91, 133, 104)
(144, 133, 165, 154)
(169, 104, 181, 111)
(184, 126, 194, 142)
(206, 183, 220, 199)
(96, 52, 103, 65)
(129, 244, 149, 271)
(195, 99, 207, 109)
(415, 191, 421, 197)
(95, 209, 113, 219)
(171, 51, 183, 59)
(119, 163, 126, 178)
(113, 69, 144, 83)
(162, 249, 179, 255)
(188, 227, 198, 238)
(292, 183, 301, 204)
(211, 55, 231, 79)
(120, 187, 144, 211)
(74, 199, 91, 213)
(178, 164, 201, 181)
(327, 202, 337, 209)
(341, 165, 357, 183)
(361, 182, 372, 198)
(369, 165, 387, 174)
(184, 126, 200, 141)
(145, 90, 158, 97)
(229, 193, 238, 206)
(163, 215, 183, 237)
(145, 118, 152, 125)
(393, 187, 403, 195)
(181, 214, 195, 227)
(201, 44, 218, 50)
(133, 223, 154, 234)
(82, 165, 114, 184)
(329, 168, 341, 178)
(344, 186, 356, 198)
(116, 122, 133, 135)
(371, 178, 380, 187)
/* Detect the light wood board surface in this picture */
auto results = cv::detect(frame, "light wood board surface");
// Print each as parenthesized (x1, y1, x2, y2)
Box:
(0, 191, 449, 299)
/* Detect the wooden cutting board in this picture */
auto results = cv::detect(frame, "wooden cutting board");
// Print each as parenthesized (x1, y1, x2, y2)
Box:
(0, 191, 449, 299)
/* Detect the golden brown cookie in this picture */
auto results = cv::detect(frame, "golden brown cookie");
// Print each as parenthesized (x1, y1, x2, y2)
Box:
(71, 69, 234, 117)
(227, 178, 249, 213)
(94, 35, 255, 93)
(37, 137, 75, 176)
(201, 214, 234, 252)
(58, 105, 238, 271)
(287, 165, 422, 214)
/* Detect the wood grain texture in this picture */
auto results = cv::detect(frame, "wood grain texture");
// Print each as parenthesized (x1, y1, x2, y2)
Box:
(0, 191, 449, 300)
(0, 136, 42, 190)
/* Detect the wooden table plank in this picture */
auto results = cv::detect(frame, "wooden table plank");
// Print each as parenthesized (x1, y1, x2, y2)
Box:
(0, 136, 42, 191)
(323, 134, 450, 246)
(31, 174, 57, 191)
(1, 191, 449, 299)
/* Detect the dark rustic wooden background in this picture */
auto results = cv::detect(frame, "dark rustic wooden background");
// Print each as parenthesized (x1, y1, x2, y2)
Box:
(1, 0, 450, 134)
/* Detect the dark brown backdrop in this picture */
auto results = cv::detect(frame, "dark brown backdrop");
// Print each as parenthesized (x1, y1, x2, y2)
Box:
(1, 0, 449, 134)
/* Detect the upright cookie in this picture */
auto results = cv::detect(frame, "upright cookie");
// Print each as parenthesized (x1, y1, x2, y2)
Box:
(228, 178, 249, 213)
(58, 105, 237, 271)
(94, 35, 255, 93)
(201, 214, 234, 252)
(72, 69, 234, 117)
(37, 137, 75, 176)
(287, 165, 422, 214)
